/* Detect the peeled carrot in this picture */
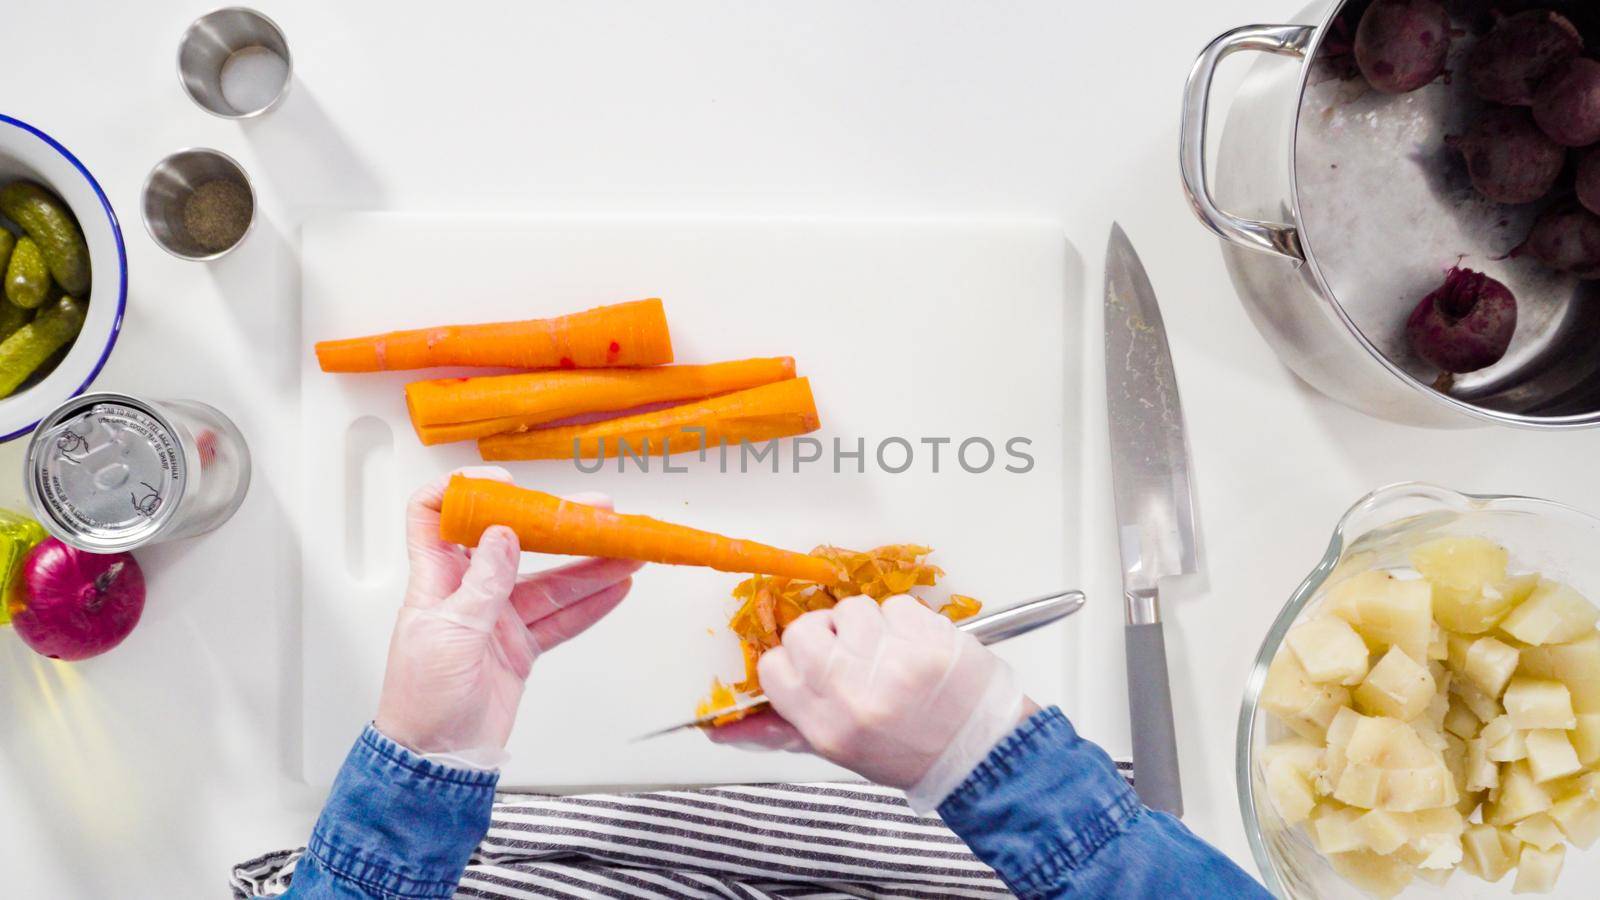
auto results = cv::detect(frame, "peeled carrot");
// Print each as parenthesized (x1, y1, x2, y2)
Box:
(406, 357, 796, 445)
(477, 377, 819, 460)
(314, 299, 673, 372)
(439, 475, 840, 582)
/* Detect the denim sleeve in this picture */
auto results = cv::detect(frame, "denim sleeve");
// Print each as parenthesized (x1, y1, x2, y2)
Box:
(937, 707, 1270, 899)
(283, 725, 498, 899)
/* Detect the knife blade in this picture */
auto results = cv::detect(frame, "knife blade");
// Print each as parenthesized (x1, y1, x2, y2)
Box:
(1104, 223, 1197, 816)
(632, 589, 1087, 742)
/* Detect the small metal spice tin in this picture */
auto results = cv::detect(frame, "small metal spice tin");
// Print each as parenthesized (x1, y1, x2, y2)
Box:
(24, 392, 251, 552)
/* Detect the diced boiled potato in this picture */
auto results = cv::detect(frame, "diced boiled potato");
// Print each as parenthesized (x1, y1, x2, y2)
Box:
(1263, 739, 1324, 778)
(1411, 537, 1508, 599)
(1511, 843, 1564, 894)
(1418, 837, 1462, 870)
(1463, 636, 1520, 698)
(1523, 729, 1582, 784)
(1450, 676, 1504, 724)
(1466, 738, 1500, 792)
(1355, 647, 1436, 721)
(1444, 698, 1481, 739)
(1311, 802, 1366, 854)
(1500, 580, 1600, 646)
(1378, 766, 1458, 812)
(1346, 715, 1435, 768)
(1327, 571, 1434, 663)
(1266, 755, 1317, 825)
(1548, 792, 1600, 848)
(1356, 808, 1410, 854)
(1416, 866, 1453, 886)
(1504, 678, 1577, 730)
(1481, 715, 1528, 762)
(1510, 814, 1566, 851)
(1407, 807, 1465, 865)
(1335, 764, 1383, 808)
(1286, 615, 1372, 685)
(1329, 849, 1417, 899)
(1437, 573, 1535, 636)
(1487, 761, 1553, 825)
(1518, 634, 1600, 714)
(1427, 622, 1448, 661)
(1262, 653, 1351, 741)
(1457, 788, 1487, 820)
(1319, 707, 1362, 794)
(1572, 713, 1600, 766)
(1462, 823, 1516, 882)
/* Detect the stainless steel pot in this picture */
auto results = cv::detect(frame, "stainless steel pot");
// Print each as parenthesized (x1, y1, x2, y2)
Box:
(1182, 1, 1600, 429)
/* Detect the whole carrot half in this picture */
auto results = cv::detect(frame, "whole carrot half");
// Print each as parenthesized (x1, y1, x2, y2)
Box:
(315, 298, 673, 372)
(439, 475, 840, 582)
(407, 357, 797, 445)
(477, 377, 819, 460)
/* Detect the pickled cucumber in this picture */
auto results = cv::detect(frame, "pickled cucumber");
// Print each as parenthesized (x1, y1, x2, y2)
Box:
(0, 181, 89, 296)
(0, 294, 85, 397)
(0, 299, 31, 344)
(5, 237, 51, 309)
(0, 230, 13, 274)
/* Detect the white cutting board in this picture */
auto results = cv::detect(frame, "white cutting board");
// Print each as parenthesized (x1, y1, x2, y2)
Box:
(299, 214, 1083, 788)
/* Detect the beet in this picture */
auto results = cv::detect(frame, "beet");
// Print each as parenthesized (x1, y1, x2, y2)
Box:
(1406, 268, 1517, 374)
(1448, 108, 1566, 204)
(1467, 10, 1583, 106)
(1355, 0, 1453, 94)
(1533, 57, 1600, 147)
(1520, 202, 1600, 279)
(1579, 148, 1600, 216)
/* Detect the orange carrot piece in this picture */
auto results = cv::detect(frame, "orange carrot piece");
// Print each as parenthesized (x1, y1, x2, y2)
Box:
(477, 377, 820, 461)
(438, 475, 840, 582)
(405, 357, 796, 445)
(314, 299, 673, 372)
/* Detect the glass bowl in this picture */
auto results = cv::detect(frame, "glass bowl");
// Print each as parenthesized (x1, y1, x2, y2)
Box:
(1237, 483, 1600, 898)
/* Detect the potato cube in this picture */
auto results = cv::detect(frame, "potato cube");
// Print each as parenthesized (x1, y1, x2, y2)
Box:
(1512, 843, 1565, 894)
(1408, 807, 1465, 861)
(1355, 647, 1436, 721)
(1262, 739, 1323, 778)
(1285, 615, 1372, 685)
(1327, 571, 1434, 663)
(1411, 536, 1508, 595)
(1443, 698, 1481, 739)
(1310, 801, 1364, 853)
(1511, 814, 1565, 851)
(1518, 634, 1600, 714)
(1524, 729, 1583, 784)
(1504, 678, 1577, 730)
(1335, 763, 1383, 808)
(1572, 713, 1600, 766)
(1450, 676, 1504, 724)
(1355, 808, 1409, 854)
(1329, 850, 1416, 899)
(1488, 761, 1553, 825)
(1466, 738, 1500, 792)
(1319, 707, 1362, 794)
(1481, 715, 1528, 762)
(1500, 580, 1600, 646)
(1263, 653, 1352, 741)
(1462, 823, 1516, 882)
(1346, 715, 1437, 768)
(1379, 766, 1457, 812)
(1548, 793, 1600, 849)
(1457, 788, 1487, 820)
(1463, 636, 1520, 698)
(1265, 755, 1316, 825)
(1427, 622, 1448, 661)
(1416, 867, 1453, 886)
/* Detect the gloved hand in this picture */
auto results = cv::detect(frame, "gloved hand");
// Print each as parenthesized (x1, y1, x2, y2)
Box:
(709, 594, 1035, 813)
(374, 466, 642, 769)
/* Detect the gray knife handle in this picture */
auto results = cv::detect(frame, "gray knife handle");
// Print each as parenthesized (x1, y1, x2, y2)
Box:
(1126, 620, 1184, 817)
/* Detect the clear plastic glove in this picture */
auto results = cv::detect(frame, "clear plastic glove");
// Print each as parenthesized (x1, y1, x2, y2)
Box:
(709, 594, 1035, 813)
(373, 466, 642, 769)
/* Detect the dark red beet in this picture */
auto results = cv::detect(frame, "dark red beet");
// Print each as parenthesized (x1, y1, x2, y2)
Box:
(1578, 149, 1600, 217)
(1533, 57, 1600, 147)
(1406, 268, 1517, 373)
(1520, 202, 1600, 279)
(1448, 108, 1565, 204)
(1355, 0, 1453, 94)
(1467, 10, 1583, 106)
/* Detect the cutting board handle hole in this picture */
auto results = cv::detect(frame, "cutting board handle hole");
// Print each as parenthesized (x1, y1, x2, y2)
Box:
(344, 415, 396, 584)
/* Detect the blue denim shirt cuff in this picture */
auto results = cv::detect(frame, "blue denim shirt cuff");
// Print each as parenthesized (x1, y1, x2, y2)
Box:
(937, 706, 1144, 896)
(305, 724, 499, 899)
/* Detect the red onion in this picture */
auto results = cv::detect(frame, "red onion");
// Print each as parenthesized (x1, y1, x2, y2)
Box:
(9, 538, 146, 661)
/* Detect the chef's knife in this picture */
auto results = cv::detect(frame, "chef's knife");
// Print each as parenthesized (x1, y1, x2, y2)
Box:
(1104, 223, 1197, 817)
(633, 589, 1087, 741)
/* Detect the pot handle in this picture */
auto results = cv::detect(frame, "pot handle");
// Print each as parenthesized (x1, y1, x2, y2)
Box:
(1180, 24, 1316, 261)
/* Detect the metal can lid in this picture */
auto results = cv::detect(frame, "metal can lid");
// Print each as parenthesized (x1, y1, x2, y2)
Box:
(25, 394, 188, 552)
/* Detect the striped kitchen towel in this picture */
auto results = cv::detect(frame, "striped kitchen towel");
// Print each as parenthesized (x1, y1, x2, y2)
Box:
(233, 766, 1135, 899)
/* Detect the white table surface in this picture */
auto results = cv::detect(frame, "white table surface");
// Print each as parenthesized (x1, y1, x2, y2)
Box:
(5, 1, 1600, 896)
